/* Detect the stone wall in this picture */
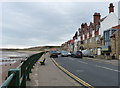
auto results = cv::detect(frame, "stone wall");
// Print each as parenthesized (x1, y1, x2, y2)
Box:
(110, 30, 120, 59)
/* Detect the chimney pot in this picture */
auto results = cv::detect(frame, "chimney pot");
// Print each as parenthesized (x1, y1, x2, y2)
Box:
(81, 23, 84, 28)
(109, 3, 114, 13)
(93, 12, 101, 24)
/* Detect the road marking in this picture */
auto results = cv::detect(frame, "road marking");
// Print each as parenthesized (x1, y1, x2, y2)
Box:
(52, 58, 94, 88)
(78, 61, 88, 64)
(96, 65, 120, 72)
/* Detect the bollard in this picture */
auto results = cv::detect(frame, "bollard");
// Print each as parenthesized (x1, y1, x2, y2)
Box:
(8, 69, 20, 87)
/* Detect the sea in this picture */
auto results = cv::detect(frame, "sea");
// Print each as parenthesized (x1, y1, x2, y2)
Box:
(0, 50, 30, 65)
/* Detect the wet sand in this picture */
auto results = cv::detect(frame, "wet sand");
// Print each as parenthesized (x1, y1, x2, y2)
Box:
(0, 50, 42, 86)
(0, 61, 21, 86)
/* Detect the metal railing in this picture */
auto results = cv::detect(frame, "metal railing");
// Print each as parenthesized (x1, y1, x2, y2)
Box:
(1, 52, 44, 88)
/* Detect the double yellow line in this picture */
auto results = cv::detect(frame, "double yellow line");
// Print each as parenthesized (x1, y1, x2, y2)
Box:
(51, 58, 94, 88)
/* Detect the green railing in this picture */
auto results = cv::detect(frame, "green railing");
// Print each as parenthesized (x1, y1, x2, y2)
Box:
(1, 52, 44, 88)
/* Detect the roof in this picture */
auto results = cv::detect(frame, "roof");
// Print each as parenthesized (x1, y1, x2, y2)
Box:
(100, 16, 107, 22)
(69, 40, 74, 44)
(112, 25, 120, 29)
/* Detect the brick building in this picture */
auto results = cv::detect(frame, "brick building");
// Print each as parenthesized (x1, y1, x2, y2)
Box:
(61, 3, 119, 59)
(77, 3, 118, 56)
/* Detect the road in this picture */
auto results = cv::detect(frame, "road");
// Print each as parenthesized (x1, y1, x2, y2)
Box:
(54, 56, 119, 87)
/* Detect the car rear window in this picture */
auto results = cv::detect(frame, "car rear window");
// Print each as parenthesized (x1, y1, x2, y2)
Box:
(76, 51, 82, 54)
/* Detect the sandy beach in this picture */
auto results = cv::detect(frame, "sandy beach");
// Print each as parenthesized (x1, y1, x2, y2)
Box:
(0, 61, 21, 86)
(0, 50, 41, 86)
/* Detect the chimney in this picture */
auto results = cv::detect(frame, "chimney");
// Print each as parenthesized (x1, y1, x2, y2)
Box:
(81, 23, 84, 28)
(93, 12, 101, 25)
(109, 3, 114, 13)
(84, 23, 87, 28)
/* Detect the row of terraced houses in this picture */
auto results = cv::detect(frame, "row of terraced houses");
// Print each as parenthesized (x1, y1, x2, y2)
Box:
(61, 3, 120, 60)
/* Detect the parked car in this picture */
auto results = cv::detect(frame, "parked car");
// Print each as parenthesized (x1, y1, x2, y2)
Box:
(82, 50, 95, 58)
(61, 51, 71, 57)
(82, 50, 91, 57)
(56, 51, 61, 55)
(49, 51, 58, 58)
(71, 51, 82, 58)
(67, 52, 71, 56)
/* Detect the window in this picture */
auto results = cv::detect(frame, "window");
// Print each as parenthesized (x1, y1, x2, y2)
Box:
(83, 34, 85, 40)
(87, 33, 89, 39)
(96, 25, 100, 31)
(90, 28, 93, 33)
(104, 29, 112, 46)
(89, 38, 92, 43)
(92, 30, 94, 37)
(79, 36, 81, 41)
(95, 37, 99, 41)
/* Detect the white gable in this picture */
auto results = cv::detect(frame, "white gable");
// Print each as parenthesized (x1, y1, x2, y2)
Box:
(99, 13, 118, 36)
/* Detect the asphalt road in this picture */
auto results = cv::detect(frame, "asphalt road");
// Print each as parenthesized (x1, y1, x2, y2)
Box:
(53, 56, 119, 87)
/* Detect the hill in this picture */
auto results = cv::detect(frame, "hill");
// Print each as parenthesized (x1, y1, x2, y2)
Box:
(1, 46, 61, 51)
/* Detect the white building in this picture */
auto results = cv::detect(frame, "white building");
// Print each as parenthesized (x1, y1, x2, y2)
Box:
(99, 3, 118, 36)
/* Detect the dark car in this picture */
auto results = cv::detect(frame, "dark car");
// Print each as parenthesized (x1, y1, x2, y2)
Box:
(71, 51, 82, 58)
(50, 51, 58, 58)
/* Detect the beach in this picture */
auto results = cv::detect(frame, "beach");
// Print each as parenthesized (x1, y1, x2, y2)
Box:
(0, 61, 21, 85)
(0, 50, 41, 86)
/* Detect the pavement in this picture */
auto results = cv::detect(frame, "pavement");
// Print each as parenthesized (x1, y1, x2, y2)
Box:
(26, 53, 81, 86)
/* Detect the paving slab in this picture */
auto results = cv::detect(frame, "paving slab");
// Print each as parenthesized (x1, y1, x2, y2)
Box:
(26, 53, 81, 86)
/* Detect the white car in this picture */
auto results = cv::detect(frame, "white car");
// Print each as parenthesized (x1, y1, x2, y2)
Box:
(61, 51, 71, 57)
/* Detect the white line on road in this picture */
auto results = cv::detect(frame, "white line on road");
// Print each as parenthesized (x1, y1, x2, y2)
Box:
(96, 65, 120, 72)
(78, 61, 88, 64)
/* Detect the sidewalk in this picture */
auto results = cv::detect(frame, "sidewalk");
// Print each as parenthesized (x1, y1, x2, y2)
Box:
(26, 53, 81, 86)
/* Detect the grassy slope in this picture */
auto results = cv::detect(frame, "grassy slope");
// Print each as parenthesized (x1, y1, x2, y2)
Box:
(1, 46, 61, 51)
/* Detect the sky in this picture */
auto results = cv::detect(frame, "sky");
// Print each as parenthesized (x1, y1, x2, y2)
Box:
(1, 1, 118, 49)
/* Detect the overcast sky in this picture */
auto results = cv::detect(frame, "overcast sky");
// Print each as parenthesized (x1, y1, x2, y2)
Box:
(1, 2, 118, 48)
